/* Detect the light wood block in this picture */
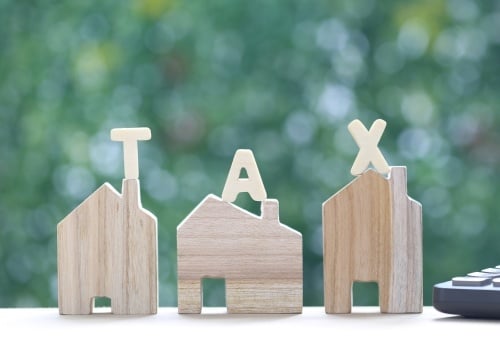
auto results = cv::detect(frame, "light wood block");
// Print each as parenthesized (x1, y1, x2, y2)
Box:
(57, 127, 157, 315)
(177, 195, 303, 314)
(58, 179, 158, 315)
(323, 167, 422, 314)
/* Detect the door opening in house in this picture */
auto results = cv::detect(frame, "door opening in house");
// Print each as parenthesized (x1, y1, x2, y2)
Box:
(92, 296, 112, 314)
(352, 282, 379, 307)
(202, 278, 226, 311)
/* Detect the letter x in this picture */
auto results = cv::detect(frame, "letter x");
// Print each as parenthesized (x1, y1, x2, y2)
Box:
(348, 119, 390, 176)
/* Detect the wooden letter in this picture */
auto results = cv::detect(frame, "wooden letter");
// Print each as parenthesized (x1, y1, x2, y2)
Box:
(387, 167, 423, 313)
(348, 119, 390, 176)
(221, 149, 267, 202)
(111, 127, 151, 179)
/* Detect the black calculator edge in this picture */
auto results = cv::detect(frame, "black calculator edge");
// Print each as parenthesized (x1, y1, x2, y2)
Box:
(433, 281, 500, 319)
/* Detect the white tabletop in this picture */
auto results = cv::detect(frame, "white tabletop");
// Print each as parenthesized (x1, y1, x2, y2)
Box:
(1, 307, 497, 361)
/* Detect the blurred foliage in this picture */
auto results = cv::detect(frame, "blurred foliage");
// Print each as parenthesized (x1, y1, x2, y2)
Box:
(0, 0, 499, 308)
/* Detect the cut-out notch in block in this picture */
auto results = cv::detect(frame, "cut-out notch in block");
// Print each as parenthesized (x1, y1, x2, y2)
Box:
(221, 149, 267, 202)
(92, 296, 112, 314)
(111, 127, 151, 180)
(348, 119, 390, 176)
(202, 278, 226, 308)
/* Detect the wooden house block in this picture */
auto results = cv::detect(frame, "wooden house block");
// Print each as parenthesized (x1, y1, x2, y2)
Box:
(177, 150, 302, 314)
(57, 128, 158, 315)
(323, 120, 423, 314)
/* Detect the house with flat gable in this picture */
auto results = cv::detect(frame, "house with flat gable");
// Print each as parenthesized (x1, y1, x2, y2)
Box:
(177, 149, 303, 314)
(57, 128, 158, 315)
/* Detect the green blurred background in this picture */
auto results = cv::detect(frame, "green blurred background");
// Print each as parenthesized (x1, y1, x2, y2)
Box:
(1, 0, 499, 308)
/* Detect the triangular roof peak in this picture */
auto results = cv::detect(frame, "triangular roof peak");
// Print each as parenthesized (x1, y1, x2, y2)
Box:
(323, 168, 390, 206)
(58, 182, 121, 226)
(177, 194, 261, 230)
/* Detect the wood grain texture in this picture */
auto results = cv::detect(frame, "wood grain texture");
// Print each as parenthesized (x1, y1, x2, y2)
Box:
(323, 167, 422, 314)
(177, 195, 302, 314)
(388, 167, 423, 313)
(57, 179, 158, 315)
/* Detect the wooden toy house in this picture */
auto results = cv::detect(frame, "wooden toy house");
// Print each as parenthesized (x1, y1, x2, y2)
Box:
(323, 120, 423, 314)
(57, 128, 158, 315)
(177, 149, 303, 313)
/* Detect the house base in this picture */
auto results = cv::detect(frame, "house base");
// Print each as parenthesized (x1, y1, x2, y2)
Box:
(178, 279, 302, 314)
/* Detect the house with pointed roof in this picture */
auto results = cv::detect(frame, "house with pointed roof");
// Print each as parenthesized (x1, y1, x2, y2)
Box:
(323, 120, 423, 314)
(57, 128, 157, 315)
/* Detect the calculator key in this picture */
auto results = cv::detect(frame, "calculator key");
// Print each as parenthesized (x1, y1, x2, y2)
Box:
(452, 277, 491, 286)
(467, 271, 500, 278)
(493, 278, 500, 287)
(482, 268, 500, 273)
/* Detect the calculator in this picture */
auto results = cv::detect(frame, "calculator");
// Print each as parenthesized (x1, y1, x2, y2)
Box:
(433, 265, 500, 318)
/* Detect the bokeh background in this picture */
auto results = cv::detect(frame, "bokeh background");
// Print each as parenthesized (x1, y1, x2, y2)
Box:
(1, 0, 499, 308)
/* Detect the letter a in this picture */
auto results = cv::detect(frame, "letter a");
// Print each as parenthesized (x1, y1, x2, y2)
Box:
(221, 149, 267, 203)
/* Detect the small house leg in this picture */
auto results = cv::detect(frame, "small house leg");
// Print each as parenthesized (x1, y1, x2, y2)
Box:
(325, 276, 352, 314)
(178, 279, 202, 314)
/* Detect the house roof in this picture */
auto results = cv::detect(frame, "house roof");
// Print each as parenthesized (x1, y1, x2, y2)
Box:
(58, 182, 121, 226)
(177, 194, 300, 236)
(323, 169, 388, 206)
(323, 167, 421, 209)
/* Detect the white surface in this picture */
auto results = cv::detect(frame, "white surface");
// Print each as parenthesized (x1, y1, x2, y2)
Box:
(0, 307, 497, 361)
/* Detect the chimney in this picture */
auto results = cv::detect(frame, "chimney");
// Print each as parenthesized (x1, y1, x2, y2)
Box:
(261, 199, 279, 222)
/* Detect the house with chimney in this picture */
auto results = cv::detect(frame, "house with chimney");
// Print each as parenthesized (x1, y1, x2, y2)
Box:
(57, 128, 158, 315)
(323, 119, 423, 314)
(177, 149, 303, 314)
